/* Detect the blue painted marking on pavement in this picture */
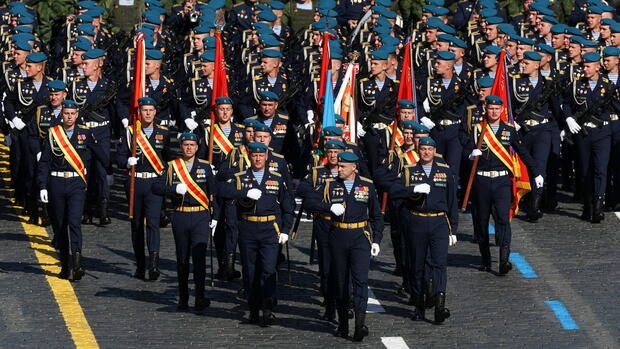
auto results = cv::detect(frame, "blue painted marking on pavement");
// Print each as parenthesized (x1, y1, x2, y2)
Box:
(545, 301, 580, 330)
(509, 252, 538, 278)
(466, 213, 494, 234)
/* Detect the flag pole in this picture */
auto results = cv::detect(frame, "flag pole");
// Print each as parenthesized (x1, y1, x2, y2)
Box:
(129, 33, 146, 219)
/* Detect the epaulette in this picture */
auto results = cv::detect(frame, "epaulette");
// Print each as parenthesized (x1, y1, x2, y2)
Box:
(392, 79, 400, 84)
(435, 153, 443, 158)
(192, 77, 200, 81)
(437, 162, 450, 168)
(270, 171, 282, 177)
(466, 104, 476, 110)
(543, 76, 552, 80)
(360, 77, 369, 82)
(359, 176, 372, 183)
(157, 125, 169, 130)
(234, 123, 244, 128)
(233, 2, 244, 7)
(253, 75, 262, 80)
(602, 76, 610, 83)
(164, 76, 173, 84)
(198, 159, 210, 164)
(78, 124, 89, 129)
(277, 113, 289, 120)
(271, 152, 284, 158)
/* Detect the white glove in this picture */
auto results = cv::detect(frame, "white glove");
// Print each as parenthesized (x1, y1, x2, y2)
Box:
(176, 183, 188, 195)
(247, 188, 262, 200)
(330, 203, 345, 216)
(185, 118, 199, 131)
(12, 117, 26, 130)
(535, 175, 544, 189)
(420, 116, 435, 130)
(209, 164, 216, 173)
(209, 219, 218, 236)
(468, 149, 482, 160)
(449, 234, 458, 246)
(106, 174, 114, 186)
(121, 118, 129, 128)
(413, 183, 431, 194)
(36, 152, 41, 162)
(514, 122, 521, 131)
(560, 130, 566, 142)
(278, 233, 289, 245)
(356, 121, 366, 138)
(306, 110, 314, 124)
(566, 117, 581, 134)
(371, 243, 380, 256)
(127, 156, 138, 168)
(39, 189, 48, 203)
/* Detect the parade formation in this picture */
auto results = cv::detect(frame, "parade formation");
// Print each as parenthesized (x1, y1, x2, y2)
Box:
(2, 0, 620, 343)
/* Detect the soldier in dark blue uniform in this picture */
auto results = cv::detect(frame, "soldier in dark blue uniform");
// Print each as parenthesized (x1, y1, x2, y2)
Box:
(308, 151, 383, 342)
(70, 48, 116, 225)
(359, 48, 398, 121)
(602, 46, 620, 211)
(249, 91, 290, 154)
(388, 136, 457, 323)
(154, 132, 219, 312)
(467, 95, 543, 275)
(227, 0, 257, 31)
(221, 142, 294, 327)
(118, 97, 171, 280)
(37, 100, 109, 280)
(179, 50, 215, 132)
(242, 50, 289, 119)
(563, 52, 620, 223)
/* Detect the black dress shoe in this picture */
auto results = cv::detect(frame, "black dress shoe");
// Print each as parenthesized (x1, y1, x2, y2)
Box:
(478, 265, 492, 272)
(82, 214, 93, 225)
(352, 310, 368, 342)
(148, 252, 160, 280)
(177, 300, 189, 310)
(58, 269, 71, 279)
(248, 309, 260, 324)
(434, 292, 450, 324)
(72, 252, 85, 281)
(133, 269, 146, 280)
(334, 307, 349, 338)
(195, 298, 211, 311)
(259, 309, 274, 327)
(498, 261, 513, 275)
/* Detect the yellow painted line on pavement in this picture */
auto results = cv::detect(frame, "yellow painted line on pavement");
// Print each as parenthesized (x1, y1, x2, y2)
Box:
(1, 137, 99, 348)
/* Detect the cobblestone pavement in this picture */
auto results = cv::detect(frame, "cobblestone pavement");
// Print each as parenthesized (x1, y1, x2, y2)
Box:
(1, 164, 619, 348)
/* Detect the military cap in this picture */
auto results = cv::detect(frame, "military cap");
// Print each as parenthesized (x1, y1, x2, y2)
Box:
(200, 50, 215, 62)
(258, 10, 277, 22)
(601, 19, 616, 26)
(611, 23, 620, 33)
(529, 3, 554, 15)
(146, 49, 163, 60)
(372, 5, 388, 16)
(541, 15, 558, 24)
(425, 17, 444, 29)
(423, 5, 449, 16)
(338, 151, 358, 163)
(317, 8, 337, 16)
(436, 50, 455, 60)
(317, 0, 337, 10)
(256, 3, 271, 11)
(17, 15, 34, 25)
(373, 25, 392, 35)
(216, 97, 233, 105)
(179, 132, 199, 142)
(485, 17, 503, 25)
(325, 139, 346, 150)
(414, 124, 431, 135)
(381, 34, 401, 47)
(477, 77, 494, 88)
(564, 27, 584, 36)
(193, 23, 213, 34)
(259, 91, 280, 101)
(76, 1, 97, 10)
(48, 80, 67, 92)
(551, 23, 568, 34)
(253, 122, 272, 134)
(438, 23, 456, 34)
(138, 97, 157, 106)
(523, 51, 542, 61)
(146, 0, 163, 6)
(418, 137, 436, 147)
(426, 0, 445, 6)
(14, 26, 33, 33)
(401, 120, 420, 130)
(26, 52, 47, 63)
(76, 14, 94, 23)
(485, 95, 503, 105)
(11, 33, 35, 42)
(243, 118, 258, 128)
(599, 4, 614, 12)
(205, 0, 225, 10)
(269, 1, 285, 10)
(479, 8, 498, 18)
(252, 22, 271, 32)
(323, 126, 343, 136)
(370, 49, 389, 60)
(398, 99, 415, 109)
(76, 24, 96, 37)
(261, 49, 282, 58)
(581, 39, 599, 48)
(335, 114, 345, 124)
(582, 52, 601, 63)
(259, 34, 281, 47)
(13, 40, 32, 51)
(536, 43, 554, 55)
(497, 23, 516, 35)
(312, 21, 327, 31)
(603, 46, 620, 57)
(9, 6, 28, 17)
(202, 36, 216, 49)
(147, 6, 167, 15)
(586, 6, 603, 14)
(85, 6, 105, 17)
(437, 33, 456, 43)
(381, 8, 398, 19)
(144, 11, 162, 25)
(248, 142, 268, 153)
(450, 37, 467, 49)
(81, 49, 105, 60)
(141, 23, 157, 31)
(515, 36, 535, 45)
(61, 100, 80, 109)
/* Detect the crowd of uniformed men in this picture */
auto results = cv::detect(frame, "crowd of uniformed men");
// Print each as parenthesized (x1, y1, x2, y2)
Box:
(2, 0, 620, 342)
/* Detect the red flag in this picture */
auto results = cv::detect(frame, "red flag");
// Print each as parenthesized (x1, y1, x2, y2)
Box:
(129, 33, 146, 124)
(397, 42, 414, 107)
(211, 31, 229, 123)
(317, 33, 332, 107)
(490, 50, 531, 219)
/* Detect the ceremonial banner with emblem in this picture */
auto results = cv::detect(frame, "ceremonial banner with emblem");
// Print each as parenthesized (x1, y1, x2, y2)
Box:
(317, 32, 332, 107)
(396, 41, 417, 121)
(334, 63, 359, 143)
(129, 33, 146, 218)
(208, 31, 230, 163)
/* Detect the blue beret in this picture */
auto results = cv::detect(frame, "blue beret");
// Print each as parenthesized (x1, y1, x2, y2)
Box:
(582, 52, 601, 63)
(17, 15, 34, 25)
(398, 99, 415, 109)
(259, 91, 279, 101)
(193, 23, 213, 34)
(312, 21, 327, 31)
(146, 49, 163, 60)
(551, 24, 568, 34)
(216, 97, 233, 105)
(143, 11, 162, 25)
(200, 50, 215, 62)
(335, 114, 345, 124)
(523, 51, 542, 61)
(145, 0, 163, 6)
(536, 43, 554, 55)
(423, 5, 449, 16)
(530, 3, 554, 15)
(610, 23, 620, 33)
(603, 46, 620, 57)
(426, 0, 445, 6)
(202, 36, 216, 49)
(497, 23, 516, 35)
(258, 10, 277, 22)
(381, 34, 401, 47)
(485, 95, 504, 105)
(140, 23, 156, 31)
(48, 80, 67, 92)
(76, 24, 96, 37)
(586, 5, 603, 14)
(599, 4, 614, 12)
(331, 47, 343, 60)
(401, 120, 420, 130)
(81, 48, 105, 60)
(259, 34, 281, 47)
(370, 49, 389, 60)
(479, 8, 497, 18)
(243, 118, 258, 128)
(13, 40, 32, 51)
(437, 33, 456, 43)
(179, 132, 199, 142)
(485, 16, 503, 25)
(261, 49, 282, 58)
(138, 97, 156, 106)
(9, 7, 27, 16)
(269, 1, 285, 10)
(323, 17, 338, 28)
(541, 15, 558, 24)
(147, 6, 167, 15)
(515, 36, 535, 45)
(373, 25, 392, 36)
(86, 6, 105, 17)
(425, 17, 444, 29)
(76, 1, 97, 10)
(14, 26, 33, 33)
(418, 136, 436, 147)
(581, 39, 599, 48)
(253, 122, 272, 134)
(11, 33, 35, 43)
(317, 8, 338, 17)
(382, 8, 398, 19)
(256, 3, 271, 11)
(76, 14, 94, 23)
(436, 50, 455, 60)
(206, 0, 225, 10)
(61, 100, 79, 109)
(248, 142, 269, 153)
(438, 23, 456, 34)
(375, 16, 392, 28)
(337, 151, 358, 163)
(26, 52, 47, 63)
(317, 0, 337, 10)
(252, 22, 271, 32)
(323, 126, 343, 136)
(325, 139, 346, 150)
(601, 19, 616, 26)
(450, 37, 467, 49)
(477, 77, 494, 88)
(414, 124, 431, 134)
(565, 27, 584, 36)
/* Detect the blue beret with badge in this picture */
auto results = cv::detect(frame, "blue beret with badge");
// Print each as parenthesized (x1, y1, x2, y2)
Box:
(338, 151, 359, 163)
(179, 132, 199, 142)
(438, 23, 456, 34)
(248, 142, 269, 153)
(414, 123, 430, 135)
(450, 36, 467, 49)
(425, 17, 444, 29)
(485, 95, 504, 105)
(401, 120, 421, 130)
(77, 13, 93, 23)
(610, 23, 620, 33)
(13, 40, 32, 51)
(418, 137, 437, 147)
(261, 49, 282, 58)
(200, 50, 215, 62)
(398, 99, 415, 109)
(323, 126, 343, 136)
(26, 52, 47, 63)
(216, 97, 233, 105)
(582, 52, 601, 63)
(144, 11, 162, 25)
(536, 43, 554, 55)
(541, 15, 558, 24)
(523, 51, 542, 61)
(203, 36, 216, 49)
(138, 97, 157, 106)
(325, 139, 346, 150)
(335, 114, 345, 124)
(17, 15, 35, 25)
(515, 35, 535, 45)
(48, 80, 67, 92)
(243, 118, 258, 128)
(77, 23, 96, 36)
(259, 91, 279, 101)
(259, 34, 281, 47)
(551, 23, 567, 34)
(603, 46, 620, 57)
(586, 5, 603, 14)
(565, 27, 584, 36)
(580, 39, 599, 48)
(253, 122, 273, 134)
(497, 23, 516, 35)
(146, 49, 163, 60)
(258, 10, 277, 22)
(370, 49, 389, 60)
(11, 33, 35, 42)
(485, 16, 503, 25)
(269, 1, 285, 10)
(436, 50, 455, 60)
(477, 77, 494, 88)
(14, 26, 33, 33)
(61, 100, 80, 109)
(82, 48, 105, 60)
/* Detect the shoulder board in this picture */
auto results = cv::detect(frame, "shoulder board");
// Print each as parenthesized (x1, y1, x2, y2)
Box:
(325, 178, 335, 183)
(37, 105, 45, 111)
(234, 170, 246, 177)
(544, 76, 552, 80)
(271, 152, 284, 158)
(78, 125, 89, 129)
(270, 171, 282, 177)
(360, 78, 369, 82)
(392, 79, 400, 83)
(157, 125, 169, 130)
(466, 104, 476, 110)
(602, 77, 610, 83)
(184, 53, 192, 57)
(192, 77, 200, 81)
(164, 76, 173, 84)
(278, 113, 289, 120)
(234, 2, 243, 6)
(404, 164, 416, 168)
(434, 153, 443, 158)
(234, 123, 244, 128)
(197, 159, 210, 164)
(437, 162, 450, 168)
(358, 176, 372, 183)
(253, 75, 262, 80)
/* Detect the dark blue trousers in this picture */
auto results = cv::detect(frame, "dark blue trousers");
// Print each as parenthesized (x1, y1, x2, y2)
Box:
(575, 125, 611, 197)
(48, 176, 87, 254)
(522, 126, 551, 194)
(171, 210, 210, 300)
(126, 177, 162, 270)
(473, 175, 513, 248)
(90, 126, 110, 200)
(313, 215, 332, 298)
(431, 124, 463, 181)
(224, 200, 239, 254)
